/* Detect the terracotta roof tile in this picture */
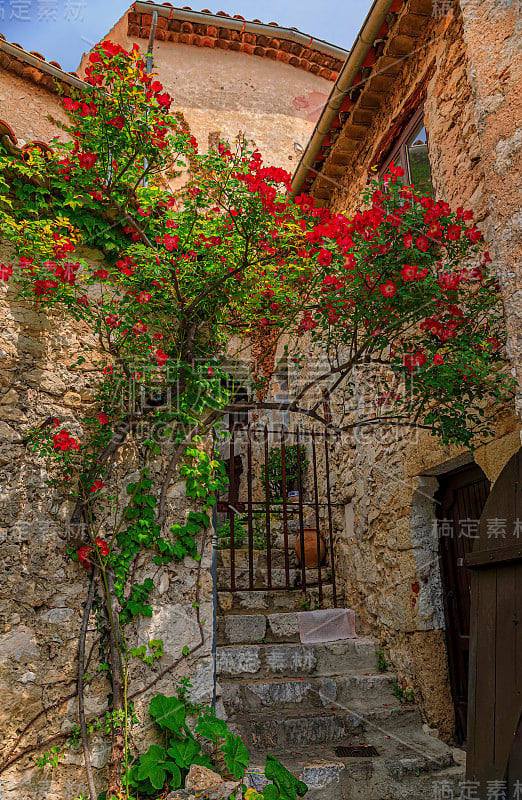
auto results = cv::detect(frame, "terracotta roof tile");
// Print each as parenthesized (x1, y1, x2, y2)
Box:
(0, 119, 18, 144)
(128, 4, 345, 81)
(0, 37, 87, 93)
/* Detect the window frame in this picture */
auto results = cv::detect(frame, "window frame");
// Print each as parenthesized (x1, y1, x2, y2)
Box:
(380, 106, 430, 186)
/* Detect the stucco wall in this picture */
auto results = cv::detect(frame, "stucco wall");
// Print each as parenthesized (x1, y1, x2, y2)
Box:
(79, 16, 331, 168)
(0, 67, 68, 145)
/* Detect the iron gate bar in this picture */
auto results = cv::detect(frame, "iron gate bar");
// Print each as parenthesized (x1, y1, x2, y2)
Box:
(247, 429, 254, 590)
(281, 429, 291, 590)
(296, 427, 307, 592)
(264, 426, 273, 589)
(311, 430, 323, 607)
(324, 429, 337, 607)
(229, 427, 236, 592)
(238, 501, 343, 507)
(219, 424, 339, 596)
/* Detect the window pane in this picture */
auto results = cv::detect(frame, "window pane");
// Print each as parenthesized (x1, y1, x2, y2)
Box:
(406, 122, 434, 197)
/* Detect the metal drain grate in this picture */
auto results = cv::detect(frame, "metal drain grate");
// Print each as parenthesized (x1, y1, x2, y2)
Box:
(334, 745, 379, 757)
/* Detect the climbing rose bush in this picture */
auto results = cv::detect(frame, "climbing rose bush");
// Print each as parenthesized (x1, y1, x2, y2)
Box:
(0, 40, 508, 446)
(0, 39, 511, 800)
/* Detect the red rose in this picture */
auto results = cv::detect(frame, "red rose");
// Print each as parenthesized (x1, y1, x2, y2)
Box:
(96, 539, 109, 557)
(447, 224, 461, 241)
(415, 235, 430, 252)
(109, 115, 125, 130)
(77, 545, 92, 570)
(53, 430, 80, 451)
(401, 264, 417, 281)
(155, 349, 168, 366)
(0, 263, 13, 281)
(78, 152, 98, 170)
(379, 280, 397, 298)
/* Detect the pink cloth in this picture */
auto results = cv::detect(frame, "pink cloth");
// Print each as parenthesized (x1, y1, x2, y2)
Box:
(298, 608, 357, 643)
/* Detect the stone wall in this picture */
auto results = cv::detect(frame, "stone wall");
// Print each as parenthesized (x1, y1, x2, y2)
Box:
(0, 238, 215, 799)
(458, 0, 522, 416)
(0, 27, 340, 794)
(315, 5, 522, 742)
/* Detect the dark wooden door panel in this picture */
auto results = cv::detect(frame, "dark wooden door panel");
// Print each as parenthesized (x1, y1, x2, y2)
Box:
(436, 464, 490, 744)
(466, 449, 522, 795)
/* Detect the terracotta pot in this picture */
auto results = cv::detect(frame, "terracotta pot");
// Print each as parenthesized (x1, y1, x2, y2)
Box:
(295, 527, 326, 568)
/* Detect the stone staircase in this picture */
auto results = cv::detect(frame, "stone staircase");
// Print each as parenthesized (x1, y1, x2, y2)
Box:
(216, 555, 464, 799)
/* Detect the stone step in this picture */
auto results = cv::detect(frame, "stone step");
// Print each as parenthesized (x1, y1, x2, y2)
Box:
(217, 609, 359, 646)
(216, 639, 378, 680)
(221, 673, 398, 715)
(217, 611, 302, 645)
(245, 732, 464, 800)
(230, 704, 421, 750)
(218, 584, 340, 615)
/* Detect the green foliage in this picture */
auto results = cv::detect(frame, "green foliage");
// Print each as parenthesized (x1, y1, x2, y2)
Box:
(217, 517, 247, 549)
(262, 755, 308, 800)
(120, 578, 154, 625)
(217, 516, 273, 551)
(130, 639, 164, 666)
(128, 696, 250, 797)
(376, 648, 391, 673)
(128, 745, 182, 795)
(222, 731, 250, 779)
(149, 694, 189, 736)
(262, 445, 308, 502)
(392, 681, 415, 703)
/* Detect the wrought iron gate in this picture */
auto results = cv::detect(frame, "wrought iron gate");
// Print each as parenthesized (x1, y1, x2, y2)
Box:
(216, 425, 338, 607)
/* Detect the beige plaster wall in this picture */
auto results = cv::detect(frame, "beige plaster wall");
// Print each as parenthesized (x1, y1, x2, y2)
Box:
(0, 68, 68, 145)
(79, 19, 331, 168)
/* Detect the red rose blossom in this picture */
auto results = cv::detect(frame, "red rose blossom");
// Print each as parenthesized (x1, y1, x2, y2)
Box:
(379, 280, 397, 298)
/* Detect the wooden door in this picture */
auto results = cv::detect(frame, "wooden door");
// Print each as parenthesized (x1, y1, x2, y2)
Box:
(436, 464, 490, 744)
(466, 449, 522, 795)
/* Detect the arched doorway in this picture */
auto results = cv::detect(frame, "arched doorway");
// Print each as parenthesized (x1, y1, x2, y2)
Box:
(465, 448, 522, 795)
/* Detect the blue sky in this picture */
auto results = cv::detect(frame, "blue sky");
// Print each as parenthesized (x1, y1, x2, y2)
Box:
(0, 1, 370, 71)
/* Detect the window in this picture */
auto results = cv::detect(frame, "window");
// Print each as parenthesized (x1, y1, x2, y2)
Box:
(381, 108, 434, 198)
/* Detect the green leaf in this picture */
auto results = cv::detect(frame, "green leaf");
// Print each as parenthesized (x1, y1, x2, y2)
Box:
(264, 755, 308, 800)
(166, 736, 201, 769)
(137, 746, 167, 790)
(222, 731, 249, 778)
(149, 694, 186, 734)
(195, 709, 228, 741)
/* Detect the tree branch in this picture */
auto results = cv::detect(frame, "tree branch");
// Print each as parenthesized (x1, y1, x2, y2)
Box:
(78, 573, 97, 800)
